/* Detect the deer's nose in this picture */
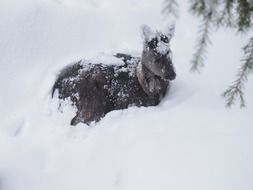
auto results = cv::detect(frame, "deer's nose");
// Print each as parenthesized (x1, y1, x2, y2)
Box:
(163, 69, 176, 80)
(166, 71, 176, 80)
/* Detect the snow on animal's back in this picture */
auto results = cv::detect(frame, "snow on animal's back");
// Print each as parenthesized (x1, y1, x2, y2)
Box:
(87, 53, 126, 65)
(77, 53, 140, 76)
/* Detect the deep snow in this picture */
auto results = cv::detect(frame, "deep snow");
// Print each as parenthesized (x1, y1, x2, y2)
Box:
(0, 0, 253, 190)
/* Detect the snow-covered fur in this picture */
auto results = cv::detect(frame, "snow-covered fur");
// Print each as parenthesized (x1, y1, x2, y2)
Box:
(52, 25, 176, 125)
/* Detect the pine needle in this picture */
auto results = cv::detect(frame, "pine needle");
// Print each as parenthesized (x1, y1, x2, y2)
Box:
(191, 12, 213, 72)
(162, 0, 179, 19)
(223, 37, 253, 108)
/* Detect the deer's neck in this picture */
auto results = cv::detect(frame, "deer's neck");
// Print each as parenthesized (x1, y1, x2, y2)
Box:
(137, 61, 160, 96)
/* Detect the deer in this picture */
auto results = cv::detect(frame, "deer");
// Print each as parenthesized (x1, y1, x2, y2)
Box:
(52, 25, 176, 126)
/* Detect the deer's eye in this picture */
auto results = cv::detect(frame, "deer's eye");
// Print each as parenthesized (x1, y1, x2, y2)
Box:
(148, 38, 158, 49)
(160, 35, 169, 43)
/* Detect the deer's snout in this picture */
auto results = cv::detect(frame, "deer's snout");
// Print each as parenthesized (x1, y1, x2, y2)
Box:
(161, 64, 176, 80)
(165, 70, 176, 80)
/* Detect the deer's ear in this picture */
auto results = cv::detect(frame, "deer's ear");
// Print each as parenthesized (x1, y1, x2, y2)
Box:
(162, 23, 175, 41)
(141, 25, 155, 42)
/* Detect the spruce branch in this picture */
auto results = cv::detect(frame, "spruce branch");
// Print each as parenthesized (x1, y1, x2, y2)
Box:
(216, 0, 236, 28)
(237, 0, 253, 32)
(223, 37, 253, 107)
(190, 0, 207, 16)
(191, 12, 213, 72)
(162, 0, 179, 19)
(162, 0, 253, 107)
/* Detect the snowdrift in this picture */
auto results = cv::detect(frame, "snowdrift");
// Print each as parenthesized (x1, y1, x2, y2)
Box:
(0, 0, 252, 190)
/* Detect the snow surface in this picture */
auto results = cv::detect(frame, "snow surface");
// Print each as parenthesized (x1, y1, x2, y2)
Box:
(85, 53, 125, 65)
(0, 0, 253, 190)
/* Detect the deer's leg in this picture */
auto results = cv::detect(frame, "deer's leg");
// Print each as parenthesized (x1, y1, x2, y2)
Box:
(70, 96, 105, 126)
(70, 76, 106, 126)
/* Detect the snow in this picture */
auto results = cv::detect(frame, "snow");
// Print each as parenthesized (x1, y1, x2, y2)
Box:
(86, 53, 125, 66)
(156, 41, 170, 55)
(0, 0, 253, 190)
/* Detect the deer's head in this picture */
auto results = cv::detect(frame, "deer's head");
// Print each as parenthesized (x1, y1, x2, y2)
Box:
(141, 25, 176, 81)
